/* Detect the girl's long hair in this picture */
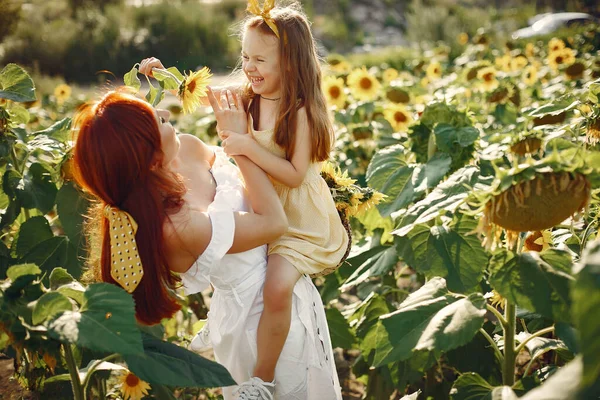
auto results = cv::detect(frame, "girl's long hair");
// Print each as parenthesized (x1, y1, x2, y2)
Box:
(241, 2, 333, 162)
(72, 90, 185, 325)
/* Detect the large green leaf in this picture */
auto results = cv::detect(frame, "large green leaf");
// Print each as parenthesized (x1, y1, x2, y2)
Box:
(394, 166, 490, 237)
(6, 263, 41, 280)
(515, 331, 571, 372)
(367, 145, 452, 216)
(0, 64, 36, 102)
(33, 118, 72, 143)
(489, 249, 574, 322)
(56, 182, 89, 254)
(572, 239, 600, 390)
(367, 278, 486, 367)
(124, 66, 141, 92)
(49, 267, 75, 290)
(325, 307, 356, 349)
(17, 163, 58, 213)
(398, 216, 487, 293)
(20, 236, 77, 277)
(340, 243, 398, 290)
(123, 332, 236, 387)
(47, 283, 143, 356)
(451, 373, 518, 400)
(32, 291, 73, 325)
(15, 215, 53, 258)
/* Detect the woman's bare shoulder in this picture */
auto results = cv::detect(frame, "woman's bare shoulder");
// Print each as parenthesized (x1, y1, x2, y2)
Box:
(178, 134, 214, 162)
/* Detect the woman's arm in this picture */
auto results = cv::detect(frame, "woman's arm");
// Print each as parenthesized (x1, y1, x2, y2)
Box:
(221, 107, 312, 188)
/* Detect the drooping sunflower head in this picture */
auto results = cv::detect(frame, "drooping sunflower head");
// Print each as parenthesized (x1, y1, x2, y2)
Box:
(471, 151, 595, 250)
(385, 85, 411, 104)
(117, 370, 151, 400)
(565, 60, 585, 80)
(178, 67, 212, 114)
(384, 103, 413, 132)
(322, 75, 347, 109)
(54, 83, 72, 105)
(509, 131, 543, 156)
(586, 116, 600, 145)
(425, 61, 442, 81)
(347, 67, 381, 101)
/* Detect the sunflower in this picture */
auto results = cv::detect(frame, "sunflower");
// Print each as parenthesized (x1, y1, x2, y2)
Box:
(178, 67, 212, 114)
(477, 67, 499, 91)
(54, 84, 72, 105)
(330, 60, 352, 74)
(586, 117, 600, 144)
(525, 42, 536, 58)
(495, 54, 511, 73)
(347, 67, 380, 101)
(356, 191, 385, 215)
(382, 67, 399, 83)
(510, 55, 529, 72)
(321, 162, 356, 188)
(384, 103, 413, 132)
(322, 75, 346, 109)
(548, 37, 566, 53)
(487, 290, 505, 309)
(524, 230, 553, 252)
(458, 32, 469, 45)
(548, 48, 575, 71)
(523, 65, 538, 85)
(425, 61, 442, 81)
(117, 370, 151, 400)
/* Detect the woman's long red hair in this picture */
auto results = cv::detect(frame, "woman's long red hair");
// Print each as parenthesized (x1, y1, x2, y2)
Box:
(72, 90, 185, 325)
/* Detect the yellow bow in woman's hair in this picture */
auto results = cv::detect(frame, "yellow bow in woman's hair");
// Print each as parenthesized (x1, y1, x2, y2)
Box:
(104, 205, 144, 293)
(247, 0, 280, 39)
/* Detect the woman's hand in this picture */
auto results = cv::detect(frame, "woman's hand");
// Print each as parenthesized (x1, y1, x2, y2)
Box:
(220, 130, 254, 157)
(139, 57, 166, 77)
(207, 87, 247, 136)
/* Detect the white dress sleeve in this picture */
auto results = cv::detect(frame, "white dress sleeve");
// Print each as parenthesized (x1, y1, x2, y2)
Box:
(180, 148, 239, 294)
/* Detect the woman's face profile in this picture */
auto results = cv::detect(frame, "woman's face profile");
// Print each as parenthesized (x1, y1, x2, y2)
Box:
(155, 108, 179, 165)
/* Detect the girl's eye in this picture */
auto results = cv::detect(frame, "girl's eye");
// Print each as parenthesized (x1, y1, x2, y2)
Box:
(159, 116, 166, 124)
(242, 55, 249, 60)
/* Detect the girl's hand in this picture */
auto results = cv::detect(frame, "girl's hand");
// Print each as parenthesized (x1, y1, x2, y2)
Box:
(221, 130, 253, 157)
(207, 87, 247, 136)
(139, 57, 165, 77)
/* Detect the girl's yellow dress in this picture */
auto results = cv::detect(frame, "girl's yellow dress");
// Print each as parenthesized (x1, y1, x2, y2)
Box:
(249, 115, 349, 276)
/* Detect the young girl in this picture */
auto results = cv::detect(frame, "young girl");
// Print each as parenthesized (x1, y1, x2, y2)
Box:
(219, 3, 349, 397)
(141, 2, 348, 398)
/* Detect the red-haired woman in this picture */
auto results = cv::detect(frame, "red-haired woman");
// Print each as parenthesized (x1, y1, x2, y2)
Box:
(72, 89, 342, 400)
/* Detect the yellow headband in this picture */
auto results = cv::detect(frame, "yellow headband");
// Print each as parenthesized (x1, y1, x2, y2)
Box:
(247, 0, 280, 39)
(104, 205, 144, 293)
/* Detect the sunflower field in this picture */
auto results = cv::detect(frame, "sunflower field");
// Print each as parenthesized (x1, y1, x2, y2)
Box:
(1, 18, 600, 400)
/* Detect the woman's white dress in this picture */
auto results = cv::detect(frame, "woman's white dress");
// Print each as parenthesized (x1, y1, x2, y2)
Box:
(180, 147, 342, 400)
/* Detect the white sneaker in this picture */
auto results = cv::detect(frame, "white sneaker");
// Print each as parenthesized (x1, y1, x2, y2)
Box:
(189, 319, 211, 352)
(234, 377, 275, 400)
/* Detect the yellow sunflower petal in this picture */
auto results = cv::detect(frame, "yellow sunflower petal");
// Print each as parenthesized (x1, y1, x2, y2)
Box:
(178, 67, 212, 114)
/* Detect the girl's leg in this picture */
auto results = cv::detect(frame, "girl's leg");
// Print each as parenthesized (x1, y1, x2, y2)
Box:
(253, 254, 302, 382)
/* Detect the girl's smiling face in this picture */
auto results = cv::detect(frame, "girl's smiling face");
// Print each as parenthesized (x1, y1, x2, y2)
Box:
(242, 27, 281, 99)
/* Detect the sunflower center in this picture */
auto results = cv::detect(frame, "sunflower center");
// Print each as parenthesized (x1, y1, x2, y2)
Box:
(125, 373, 140, 387)
(483, 72, 494, 82)
(394, 111, 407, 123)
(359, 77, 373, 90)
(555, 56, 564, 64)
(434, 67, 440, 75)
(187, 79, 196, 93)
(329, 86, 341, 99)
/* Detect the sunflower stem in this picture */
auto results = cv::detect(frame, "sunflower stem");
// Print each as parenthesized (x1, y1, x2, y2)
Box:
(502, 300, 517, 386)
(63, 344, 84, 400)
(479, 327, 504, 365)
(515, 326, 555, 355)
(81, 353, 120, 400)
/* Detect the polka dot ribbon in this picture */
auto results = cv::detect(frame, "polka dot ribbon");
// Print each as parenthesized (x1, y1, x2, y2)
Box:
(247, 0, 280, 39)
(104, 205, 144, 293)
